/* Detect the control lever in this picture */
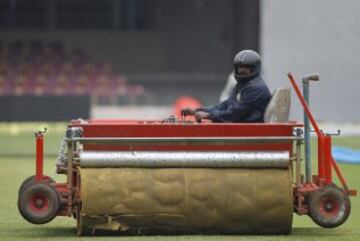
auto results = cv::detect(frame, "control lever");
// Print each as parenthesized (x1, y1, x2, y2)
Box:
(326, 130, 341, 136)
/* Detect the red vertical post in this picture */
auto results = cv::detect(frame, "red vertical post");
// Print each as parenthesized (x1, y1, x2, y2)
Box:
(35, 133, 44, 182)
(287, 73, 322, 136)
(331, 157, 348, 189)
(317, 136, 325, 181)
(288, 73, 351, 190)
(288, 73, 328, 184)
(324, 135, 332, 184)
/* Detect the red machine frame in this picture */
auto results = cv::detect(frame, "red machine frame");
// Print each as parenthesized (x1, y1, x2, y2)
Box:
(25, 72, 356, 230)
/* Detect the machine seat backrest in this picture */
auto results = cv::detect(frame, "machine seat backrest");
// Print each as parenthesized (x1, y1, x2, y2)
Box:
(263, 87, 291, 123)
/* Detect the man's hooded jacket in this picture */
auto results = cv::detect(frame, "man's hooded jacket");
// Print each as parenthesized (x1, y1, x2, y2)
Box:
(198, 70, 271, 123)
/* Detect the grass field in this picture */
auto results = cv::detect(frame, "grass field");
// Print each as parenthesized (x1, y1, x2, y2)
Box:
(0, 123, 359, 241)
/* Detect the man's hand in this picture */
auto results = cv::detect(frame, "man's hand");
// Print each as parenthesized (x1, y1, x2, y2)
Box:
(181, 107, 196, 116)
(194, 111, 209, 123)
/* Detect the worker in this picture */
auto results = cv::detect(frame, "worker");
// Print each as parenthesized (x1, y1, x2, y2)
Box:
(181, 50, 271, 123)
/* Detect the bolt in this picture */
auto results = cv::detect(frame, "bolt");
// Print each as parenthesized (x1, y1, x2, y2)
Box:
(35, 198, 44, 208)
(324, 202, 334, 211)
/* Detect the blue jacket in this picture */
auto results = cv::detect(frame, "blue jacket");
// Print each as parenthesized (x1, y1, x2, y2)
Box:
(198, 75, 271, 123)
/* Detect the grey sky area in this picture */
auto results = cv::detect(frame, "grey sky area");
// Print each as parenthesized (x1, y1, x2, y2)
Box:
(261, 0, 360, 121)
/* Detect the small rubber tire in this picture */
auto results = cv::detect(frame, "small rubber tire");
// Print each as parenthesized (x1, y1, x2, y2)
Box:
(18, 182, 60, 224)
(308, 185, 351, 228)
(18, 175, 55, 197)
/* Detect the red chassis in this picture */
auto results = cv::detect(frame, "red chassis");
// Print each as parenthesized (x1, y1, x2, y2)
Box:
(43, 121, 301, 216)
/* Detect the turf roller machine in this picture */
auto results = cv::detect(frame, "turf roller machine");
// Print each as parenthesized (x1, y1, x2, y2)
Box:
(18, 73, 356, 235)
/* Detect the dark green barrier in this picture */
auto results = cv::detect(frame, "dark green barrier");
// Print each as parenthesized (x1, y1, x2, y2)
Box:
(0, 96, 89, 121)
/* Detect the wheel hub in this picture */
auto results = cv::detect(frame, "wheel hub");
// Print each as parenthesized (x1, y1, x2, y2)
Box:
(35, 198, 44, 208)
(324, 201, 334, 212)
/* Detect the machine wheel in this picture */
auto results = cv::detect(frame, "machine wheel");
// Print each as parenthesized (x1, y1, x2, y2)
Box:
(18, 182, 60, 224)
(308, 185, 351, 228)
(18, 175, 55, 197)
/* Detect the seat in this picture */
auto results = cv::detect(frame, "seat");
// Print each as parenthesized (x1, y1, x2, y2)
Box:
(263, 87, 291, 123)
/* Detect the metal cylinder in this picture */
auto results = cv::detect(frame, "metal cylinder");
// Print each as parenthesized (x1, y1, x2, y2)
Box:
(302, 80, 311, 182)
(79, 151, 289, 168)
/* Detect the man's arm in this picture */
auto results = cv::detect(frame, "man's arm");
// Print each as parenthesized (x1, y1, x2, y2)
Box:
(196, 98, 229, 112)
(180, 99, 228, 117)
(207, 86, 262, 122)
(181, 85, 236, 118)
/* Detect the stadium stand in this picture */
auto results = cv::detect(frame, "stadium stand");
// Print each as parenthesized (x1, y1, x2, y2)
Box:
(0, 41, 146, 103)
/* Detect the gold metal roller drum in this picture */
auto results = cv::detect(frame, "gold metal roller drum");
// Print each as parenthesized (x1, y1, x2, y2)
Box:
(77, 168, 293, 235)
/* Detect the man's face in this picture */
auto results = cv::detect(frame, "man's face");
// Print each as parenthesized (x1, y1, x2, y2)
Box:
(236, 66, 251, 76)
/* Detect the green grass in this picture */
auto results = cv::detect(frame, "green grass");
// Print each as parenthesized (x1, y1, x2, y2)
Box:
(0, 123, 359, 241)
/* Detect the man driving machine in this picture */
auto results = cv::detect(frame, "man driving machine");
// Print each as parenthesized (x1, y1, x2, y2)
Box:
(181, 50, 271, 123)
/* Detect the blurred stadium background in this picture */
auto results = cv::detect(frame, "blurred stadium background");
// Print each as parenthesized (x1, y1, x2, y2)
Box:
(1, 1, 360, 240)
(0, 0, 259, 121)
(0, 0, 359, 123)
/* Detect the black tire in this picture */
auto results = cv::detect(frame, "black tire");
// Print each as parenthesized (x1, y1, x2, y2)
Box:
(18, 182, 60, 224)
(18, 175, 55, 197)
(308, 185, 351, 228)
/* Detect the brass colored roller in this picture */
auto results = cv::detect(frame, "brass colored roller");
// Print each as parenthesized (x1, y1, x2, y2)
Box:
(77, 168, 293, 235)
